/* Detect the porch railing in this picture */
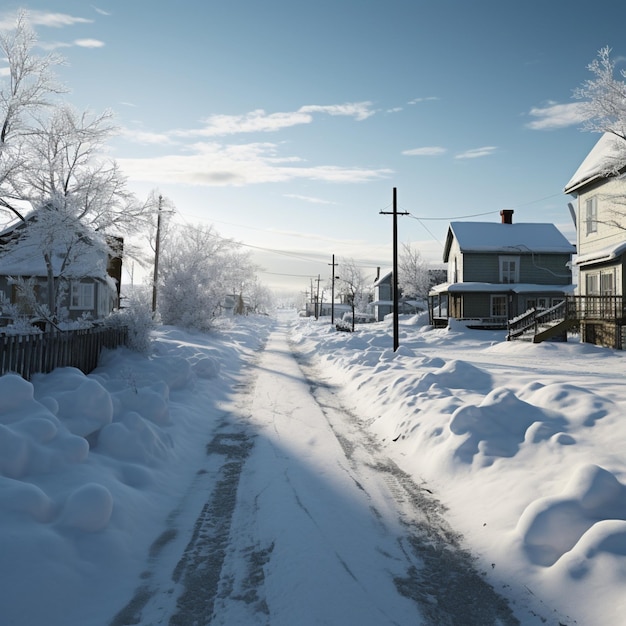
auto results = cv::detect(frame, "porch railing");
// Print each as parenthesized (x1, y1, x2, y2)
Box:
(508, 295, 625, 340)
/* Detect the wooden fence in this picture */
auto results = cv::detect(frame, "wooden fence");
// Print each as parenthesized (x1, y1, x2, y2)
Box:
(0, 326, 128, 380)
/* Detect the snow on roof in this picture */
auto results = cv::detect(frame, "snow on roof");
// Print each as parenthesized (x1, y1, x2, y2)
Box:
(574, 240, 626, 266)
(564, 132, 626, 194)
(444, 221, 575, 261)
(430, 281, 575, 294)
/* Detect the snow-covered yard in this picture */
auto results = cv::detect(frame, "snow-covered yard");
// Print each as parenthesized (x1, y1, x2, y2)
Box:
(1, 310, 625, 625)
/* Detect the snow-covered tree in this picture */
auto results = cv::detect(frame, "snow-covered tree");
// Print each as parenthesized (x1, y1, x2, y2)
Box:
(338, 258, 370, 330)
(573, 46, 626, 227)
(398, 242, 430, 300)
(575, 47, 626, 151)
(0, 11, 64, 219)
(1, 104, 151, 321)
(158, 223, 257, 330)
(0, 14, 156, 324)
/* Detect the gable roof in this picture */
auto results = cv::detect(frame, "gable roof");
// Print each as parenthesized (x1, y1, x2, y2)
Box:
(443, 222, 575, 262)
(564, 132, 626, 194)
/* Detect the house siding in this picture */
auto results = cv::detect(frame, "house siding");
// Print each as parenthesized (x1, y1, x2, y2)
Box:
(576, 176, 626, 259)
(462, 252, 571, 285)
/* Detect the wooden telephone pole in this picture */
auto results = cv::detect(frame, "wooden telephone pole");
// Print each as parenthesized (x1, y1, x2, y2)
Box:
(329, 254, 338, 323)
(152, 194, 163, 315)
(380, 188, 408, 351)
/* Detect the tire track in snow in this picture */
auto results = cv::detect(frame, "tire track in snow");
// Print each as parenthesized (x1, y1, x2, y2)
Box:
(292, 339, 521, 626)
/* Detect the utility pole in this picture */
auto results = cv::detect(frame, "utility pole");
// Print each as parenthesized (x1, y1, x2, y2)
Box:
(329, 254, 338, 323)
(380, 187, 408, 351)
(152, 194, 163, 315)
(315, 275, 322, 319)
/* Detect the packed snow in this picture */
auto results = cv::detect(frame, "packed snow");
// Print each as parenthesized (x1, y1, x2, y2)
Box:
(1, 310, 625, 625)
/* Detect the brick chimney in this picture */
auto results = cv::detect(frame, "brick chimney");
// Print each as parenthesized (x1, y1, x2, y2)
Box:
(500, 209, 514, 224)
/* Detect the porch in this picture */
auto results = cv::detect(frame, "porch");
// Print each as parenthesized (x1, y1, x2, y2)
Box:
(507, 295, 626, 349)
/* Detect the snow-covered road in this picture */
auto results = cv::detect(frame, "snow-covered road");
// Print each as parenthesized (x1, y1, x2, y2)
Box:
(114, 321, 520, 625)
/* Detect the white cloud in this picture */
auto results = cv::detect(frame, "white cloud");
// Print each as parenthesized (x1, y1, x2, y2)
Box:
(402, 147, 447, 156)
(299, 102, 375, 121)
(408, 96, 439, 104)
(19, 11, 92, 28)
(117, 141, 392, 187)
(74, 38, 104, 48)
(92, 6, 111, 17)
(526, 101, 588, 130)
(455, 146, 497, 159)
(177, 102, 375, 138)
(284, 194, 337, 205)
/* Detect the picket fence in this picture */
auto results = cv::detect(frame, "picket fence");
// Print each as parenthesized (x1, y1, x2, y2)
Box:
(0, 326, 128, 380)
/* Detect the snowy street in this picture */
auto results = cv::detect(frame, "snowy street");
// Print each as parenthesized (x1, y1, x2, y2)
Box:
(111, 321, 518, 625)
(3, 312, 626, 625)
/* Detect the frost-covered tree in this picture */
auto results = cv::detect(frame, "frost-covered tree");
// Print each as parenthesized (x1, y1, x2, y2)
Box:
(0, 14, 155, 324)
(158, 223, 257, 330)
(398, 242, 430, 300)
(338, 258, 370, 330)
(2, 105, 150, 321)
(0, 11, 64, 218)
(575, 47, 626, 149)
(573, 46, 626, 227)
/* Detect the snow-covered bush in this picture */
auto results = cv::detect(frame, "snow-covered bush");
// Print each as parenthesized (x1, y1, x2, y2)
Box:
(158, 224, 255, 331)
(105, 292, 154, 353)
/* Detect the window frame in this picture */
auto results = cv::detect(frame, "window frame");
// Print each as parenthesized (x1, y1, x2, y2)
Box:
(585, 196, 597, 235)
(499, 255, 520, 284)
(70, 281, 95, 310)
(490, 294, 507, 318)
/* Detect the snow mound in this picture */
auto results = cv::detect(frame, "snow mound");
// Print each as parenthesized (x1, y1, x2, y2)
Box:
(417, 359, 492, 392)
(60, 483, 113, 532)
(448, 387, 565, 466)
(518, 381, 614, 427)
(516, 464, 626, 566)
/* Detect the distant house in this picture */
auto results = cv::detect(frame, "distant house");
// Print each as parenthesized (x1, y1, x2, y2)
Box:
(429, 210, 575, 328)
(0, 214, 123, 326)
(564, 132, 626, 347)
(371, 269, 423, 322)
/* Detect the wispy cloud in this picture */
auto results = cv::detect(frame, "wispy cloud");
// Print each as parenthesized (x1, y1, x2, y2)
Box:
(74, 38, 104, 48)
(176, 102, 375, 138)
(284, 194, 337, 205)
(10, 10, 93, 28)
(402, 147, 447, 156)
(455, 146, 497, 159)
(408, 97, 439, 105)
(526, 101, 588, 130)
(117, 141, 392, 187)
(92, 6, 111, 16)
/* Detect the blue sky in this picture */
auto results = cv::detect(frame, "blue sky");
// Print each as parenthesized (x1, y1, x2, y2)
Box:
(2, 1, 625, 295)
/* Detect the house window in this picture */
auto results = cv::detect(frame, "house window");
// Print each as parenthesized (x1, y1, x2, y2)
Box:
(585, 197, 597, 234)
(601, 271, 614, 296)
(491, 295, 507, 317)
(70, 282, 94, 309)
(585, 273, 599, 295)
(499, 256, 519, 283)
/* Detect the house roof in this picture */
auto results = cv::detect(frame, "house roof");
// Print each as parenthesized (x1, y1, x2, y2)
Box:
(575, 241, 626, 267)
(443, 221, 575, 262)
(564, 132, 626, 194)
(430, 281, 576, 295)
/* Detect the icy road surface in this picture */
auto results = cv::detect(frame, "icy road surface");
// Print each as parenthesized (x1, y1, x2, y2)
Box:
(112, 322, 519, 625)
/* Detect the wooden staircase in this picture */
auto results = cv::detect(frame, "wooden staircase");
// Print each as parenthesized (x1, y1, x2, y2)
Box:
(508, 301, 577, 343)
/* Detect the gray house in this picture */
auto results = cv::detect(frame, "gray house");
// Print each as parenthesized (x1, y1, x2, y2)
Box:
(429, 210, 575, 328)
(0, 216, 123, 327)
(371, 270, 423, 321)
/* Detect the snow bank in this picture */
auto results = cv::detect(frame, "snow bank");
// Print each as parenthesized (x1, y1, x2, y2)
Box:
(291, 316, 626, 625)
